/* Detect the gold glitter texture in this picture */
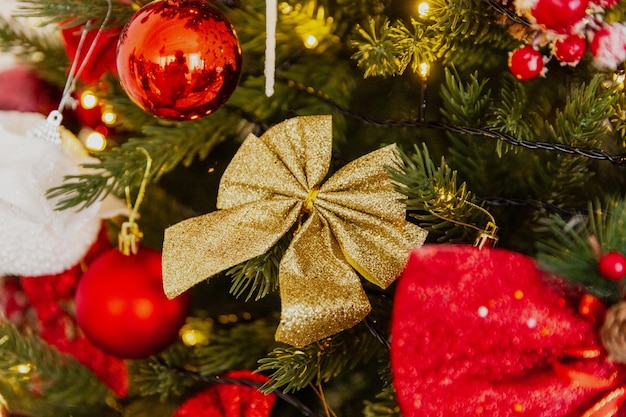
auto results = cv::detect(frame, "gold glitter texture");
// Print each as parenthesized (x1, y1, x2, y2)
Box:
(162, 115, 427, 346)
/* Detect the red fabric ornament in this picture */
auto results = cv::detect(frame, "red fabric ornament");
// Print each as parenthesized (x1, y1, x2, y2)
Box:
(509, 45, 545, 80)
(20, 227, 129, 397)
(173, 370, 276, 417)
(553, 34, 587, 65)
(598, 251, 626, 281)
(0, 66, 59, 114)
(61, 23, 121, 84)
(116, 0, 242, 121)
(530, 0, 589, 33)
(75, 247, 190, 359)
(390, 244, 626, 417)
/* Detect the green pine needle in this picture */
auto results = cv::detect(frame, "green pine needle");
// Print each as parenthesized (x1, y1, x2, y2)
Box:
(257, 324, 384, 394)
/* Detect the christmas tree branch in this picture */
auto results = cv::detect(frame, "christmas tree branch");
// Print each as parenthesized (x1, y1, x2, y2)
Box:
(537, 198, 626, 303)
(14, 0, 137, 28)
(0, 321, 112, 411)
(257, 323, 383, 394)
(0, 15, 69, 86)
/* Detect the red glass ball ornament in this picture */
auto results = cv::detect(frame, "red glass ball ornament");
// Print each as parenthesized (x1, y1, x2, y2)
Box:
(554, 34, 587, 64)
(116, 0, 242, 121)
(531, 0, 589, 33)
(598, 251, 626, 281)
(75, 248, 190, 359)
(508, 45, 545, 80)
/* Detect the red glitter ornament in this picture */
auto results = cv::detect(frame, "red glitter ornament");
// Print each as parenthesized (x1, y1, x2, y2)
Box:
(75, 247, 190, 359)
(509, 45, 545, 80)
(116, 0, 242, 121)
(598, 251, 626, 281)
(553, 33, 587, 64)
(531, 0, 589, 33)
(173, 370, 276, 417)
(391, 244, 623, 417)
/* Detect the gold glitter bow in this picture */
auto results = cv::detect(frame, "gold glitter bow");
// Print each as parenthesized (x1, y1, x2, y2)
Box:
(162, 115, 427, 346)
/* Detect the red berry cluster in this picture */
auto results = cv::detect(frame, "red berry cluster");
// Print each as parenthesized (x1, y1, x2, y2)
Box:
(508, 0, 626, 80)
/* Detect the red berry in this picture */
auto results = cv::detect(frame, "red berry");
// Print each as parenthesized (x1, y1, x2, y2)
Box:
(554, 34, 587, 64)
(509, 45, 545, 80)
(598, 251, 626, 280)
(531, 0, 589, 33)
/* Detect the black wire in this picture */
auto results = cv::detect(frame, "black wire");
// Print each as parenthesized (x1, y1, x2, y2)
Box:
(484, 0, 531, 25)
(278, 76, 626, 167)
(476, 196, 587, 216)
(364, 316, 391, 350)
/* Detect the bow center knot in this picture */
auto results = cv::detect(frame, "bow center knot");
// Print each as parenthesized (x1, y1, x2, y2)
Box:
(303, 186, 320, 214)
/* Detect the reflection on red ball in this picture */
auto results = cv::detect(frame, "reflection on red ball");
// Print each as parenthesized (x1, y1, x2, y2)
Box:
(75, 248, 190, 359)
(116, 0, 242, 121)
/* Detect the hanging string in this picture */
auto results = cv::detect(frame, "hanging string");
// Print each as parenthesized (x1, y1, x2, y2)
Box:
(265, 0, 277, 96)
(32, 0, 114, 145)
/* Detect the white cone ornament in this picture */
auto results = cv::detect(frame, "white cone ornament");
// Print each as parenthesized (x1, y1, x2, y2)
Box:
(0, 111, 126, 276)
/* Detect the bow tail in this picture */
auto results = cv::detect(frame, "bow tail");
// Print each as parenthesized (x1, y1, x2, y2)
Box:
(162, 199, 301, 299)
(276, 214, 371, 347)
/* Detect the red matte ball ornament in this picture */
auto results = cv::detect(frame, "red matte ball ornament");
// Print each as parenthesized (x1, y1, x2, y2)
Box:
(598, 251, 626, 281)
(116, 0, 242, 121)
(75, 247, 190, 359)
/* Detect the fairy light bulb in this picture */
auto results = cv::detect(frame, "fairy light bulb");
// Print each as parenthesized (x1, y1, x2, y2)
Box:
(417, 1, 430, 17)
(418, 62, 430, 79)
(80, 128, 107, 152)
(304, 34, 319, 49)
(101, 109, 117, 125)
(10, 363, 32, 374)
(80, 91, 98, 110)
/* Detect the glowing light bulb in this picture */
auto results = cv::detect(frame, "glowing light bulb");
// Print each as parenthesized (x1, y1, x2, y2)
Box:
(304, 34, 319, 49)
(80, 91, 98, 110)
(417, 1, 430, 17)
(101, 109, 117, 125)
(84, 130, 107, 152)
(418, 62, 430, 79)
(10, 364, 32, 374)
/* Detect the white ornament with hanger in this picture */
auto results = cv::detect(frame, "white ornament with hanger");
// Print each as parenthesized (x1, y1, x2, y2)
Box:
(0, 0, 126, 276)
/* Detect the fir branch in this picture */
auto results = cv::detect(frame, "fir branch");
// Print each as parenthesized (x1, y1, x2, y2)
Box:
(131, 344, 199, 402)
(193, 320, 279, 378)
(440, 68, 492, 126)
(389, 18, 444, 74)
(0, 321, 112, 407)
(257, 323, 383, 394)
(281, 75, 626, 166)
(388, 143, 490, 242)
(132, 320, 278, 401)
(487, 76, 546, 152)
(363, 385, 401, 417)
(14, 0, 135, 28)
(0, 16, 69, 86)
(350, 17, 403, 77)
(550, 75, 618, 146)
(227, 237, 288, 301)
(536, 198, 626, 303)
(47, 109, 245, 210)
